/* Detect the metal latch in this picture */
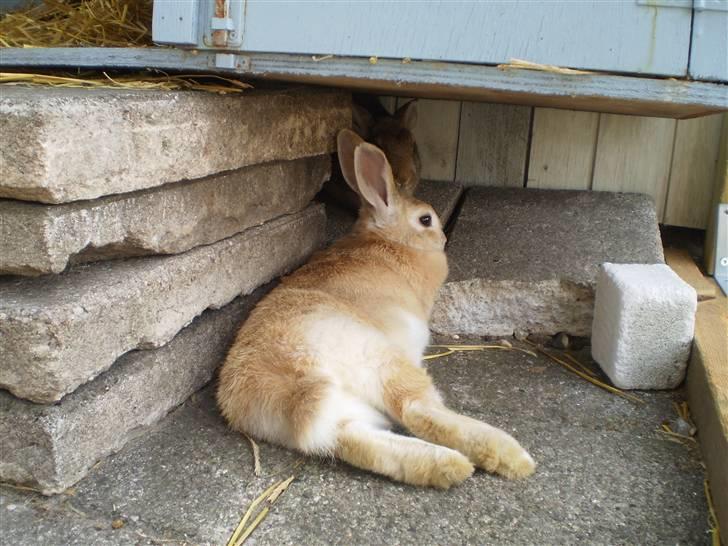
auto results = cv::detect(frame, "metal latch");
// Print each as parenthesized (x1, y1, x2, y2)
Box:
(714, 204, 728, 296)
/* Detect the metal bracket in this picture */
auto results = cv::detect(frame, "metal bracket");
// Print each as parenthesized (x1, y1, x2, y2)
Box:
(210, 17, 235, 31)
(212, 52, 250, 72)
(714, 204, 728, 295)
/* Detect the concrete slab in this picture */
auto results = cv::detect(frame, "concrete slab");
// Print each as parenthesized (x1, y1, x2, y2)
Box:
(0, 341, 709, 545)
(0, 205, 325, 403)
(323, 179, 464, 244)
(432, 188, 664, 337)
(0, 289, 267, 495)
(0, 87, 349, 203)
(0, 156, 330, 276)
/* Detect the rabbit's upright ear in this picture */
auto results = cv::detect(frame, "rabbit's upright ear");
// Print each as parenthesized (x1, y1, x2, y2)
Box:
(337, 129, 365, 194)
(394, 100, 417, 131)
(354, 142, 396, 217)
(352, 104, 374, 138)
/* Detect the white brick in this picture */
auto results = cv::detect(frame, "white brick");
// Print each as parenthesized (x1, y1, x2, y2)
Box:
(591, 263, 697, 389)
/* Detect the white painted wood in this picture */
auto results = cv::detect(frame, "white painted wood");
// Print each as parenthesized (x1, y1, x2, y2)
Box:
(152, 0, 199, 46)
(2, 49, 727, 118)
(592, 115, 677, 221)
(690, 6, 728, 82)
(527, 109, 599, 190)
(396, 98, 460, 182)
(237, 0, 691, 77)
(664, 114, 725, 228)
(456, 103, 531, 187)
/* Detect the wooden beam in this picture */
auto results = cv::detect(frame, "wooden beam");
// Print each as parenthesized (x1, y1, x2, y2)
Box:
(1, 48, 727, 119)
(686, 293, 728, 540)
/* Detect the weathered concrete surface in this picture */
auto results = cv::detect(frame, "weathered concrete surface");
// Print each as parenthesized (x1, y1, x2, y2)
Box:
(0, 87, 350, 203)
(433, 188, 664, 337)
(324, 179, 464, 244)
(0, 156, 330, 276)
(0, 342, 709, 545)
(0, 289, 267, 495)
(0, 205, 325, 403)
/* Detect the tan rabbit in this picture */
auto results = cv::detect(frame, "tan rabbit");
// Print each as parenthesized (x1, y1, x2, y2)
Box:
(217, 130, 535, 488)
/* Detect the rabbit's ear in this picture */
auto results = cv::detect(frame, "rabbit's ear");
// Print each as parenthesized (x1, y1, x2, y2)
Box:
(394, 100, 417, 131)
(354, 142, 396, 216)
(352, 104, 373, 137)
(337, 129, 365, 193)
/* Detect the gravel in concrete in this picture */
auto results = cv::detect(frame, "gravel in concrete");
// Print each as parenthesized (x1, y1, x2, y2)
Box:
(433, 188, 664, 337)
(0, 205, 325, 403)
(0, 288, 268, 495)
(0, 156, 330, 276)
(0, 87, 349, 203)
(0, 342, 709, 545)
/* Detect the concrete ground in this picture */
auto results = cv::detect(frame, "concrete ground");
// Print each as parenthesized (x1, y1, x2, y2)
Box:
(1, 341, 710, 546)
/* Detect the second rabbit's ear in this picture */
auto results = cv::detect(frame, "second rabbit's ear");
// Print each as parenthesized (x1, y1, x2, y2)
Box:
(352, 104, 374, 137)
(394, 100, 417, 131)
(353, 142, 396, 217)
(337, 128, 365, 193)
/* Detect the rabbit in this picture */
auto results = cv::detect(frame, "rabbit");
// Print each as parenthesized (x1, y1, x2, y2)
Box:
(324, 97, 421, 213)
(216, 129, 535, 488)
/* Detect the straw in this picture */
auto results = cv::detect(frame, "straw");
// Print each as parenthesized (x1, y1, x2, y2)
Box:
(0, 0, 153, 48)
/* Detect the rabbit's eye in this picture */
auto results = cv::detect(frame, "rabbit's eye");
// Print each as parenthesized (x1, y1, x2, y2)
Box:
(419, 214, 432, 227)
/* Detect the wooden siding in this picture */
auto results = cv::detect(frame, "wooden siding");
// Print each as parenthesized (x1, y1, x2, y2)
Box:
(379, 97, 725, 229)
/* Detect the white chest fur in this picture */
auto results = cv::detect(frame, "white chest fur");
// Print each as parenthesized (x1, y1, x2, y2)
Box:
(388, 310, 431, 365)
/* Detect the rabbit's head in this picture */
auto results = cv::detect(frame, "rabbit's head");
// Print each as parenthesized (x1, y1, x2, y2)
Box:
(353, 100, 420, 197)
(337, 128, 445, 252)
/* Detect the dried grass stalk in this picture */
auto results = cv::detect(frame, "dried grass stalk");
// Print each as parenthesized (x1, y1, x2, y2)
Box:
(245, 434, 262, 477)
(704, 479, 721, 546)
(0, 0, 153, 48)
(498, 58, 594, 75)
(0, 71, 252, 94)
(226, 476, 296, 546)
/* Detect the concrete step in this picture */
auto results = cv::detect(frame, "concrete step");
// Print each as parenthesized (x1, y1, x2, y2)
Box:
(0, 289, 267, 495)
(0, 342, 708, 544)
(0, 155, 330, 276)
(0, 205, 325, 403)
(432, 188, 664, 337)
(0, 87, 349, 203)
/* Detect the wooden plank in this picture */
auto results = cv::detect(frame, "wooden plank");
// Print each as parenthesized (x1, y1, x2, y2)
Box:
(686, 293, 728, 540)
(526, 108, 599, 190)
(2, 49, 727, 118)
(396, 97, 460, 182)
(664, 247, 717, 301)
(664, 114, 724, 229)
(238, 0, 691, 77)
(705, 114, 728, 275)
(592, 115, 677, 220)
(690, 8, 728, 82)
(455, 103, 531, 187)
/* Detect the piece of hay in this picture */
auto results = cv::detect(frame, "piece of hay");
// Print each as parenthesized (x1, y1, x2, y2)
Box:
(0, 0, 152, 48)
(497, 58, 594, 75)
(705, 479, 721, 546)
(526, 342, 645, 404)
(426, 344, 538, 359)
(244, 434, 262, 477)
(0, 71, 252, 94)
(226, 476, 296, 546)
